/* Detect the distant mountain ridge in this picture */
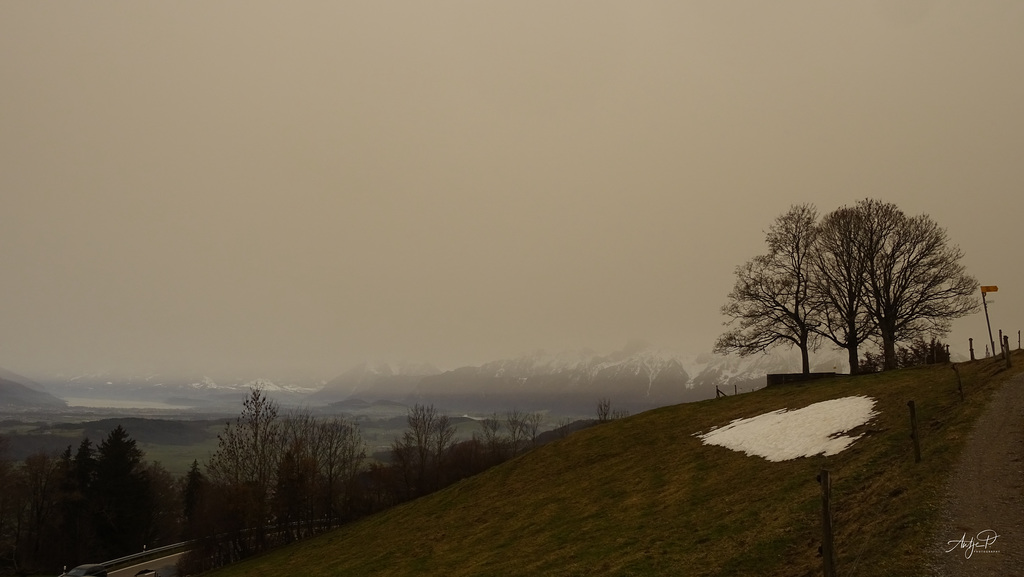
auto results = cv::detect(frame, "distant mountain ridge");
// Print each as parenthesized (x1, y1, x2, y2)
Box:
(311, 361, 441, 403)
(11, 347, 847, 414)
(0, 367, 66, 409)
(410, 347, 711, 412)
(321, 346, 847, 414)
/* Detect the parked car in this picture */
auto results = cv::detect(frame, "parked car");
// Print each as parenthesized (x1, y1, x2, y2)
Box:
(61, 565, 107, 577)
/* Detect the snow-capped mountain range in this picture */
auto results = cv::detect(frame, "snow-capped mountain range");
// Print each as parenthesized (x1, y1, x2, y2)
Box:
(309, 361, 441, 403)
(174, 376, 316, 395)
(407, 346, 847, 413)
(24, 345, 848, 414)
(315, 345, 849, 414)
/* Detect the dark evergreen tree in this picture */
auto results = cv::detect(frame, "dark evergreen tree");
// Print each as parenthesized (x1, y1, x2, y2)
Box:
(0, 437, 17, 574)
(57, 438, 98, 566)
(72, 438, 97, 490)
(93, 425, 152, 559)
(181, 459, 205, 539)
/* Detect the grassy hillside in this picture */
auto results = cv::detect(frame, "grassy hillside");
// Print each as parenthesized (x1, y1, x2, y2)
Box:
(206, 352, 1023, 577)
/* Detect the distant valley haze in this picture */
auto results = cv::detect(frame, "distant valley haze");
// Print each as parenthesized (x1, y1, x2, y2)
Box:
(1, 2, 1020, 382)
(1, 344, 850, 417)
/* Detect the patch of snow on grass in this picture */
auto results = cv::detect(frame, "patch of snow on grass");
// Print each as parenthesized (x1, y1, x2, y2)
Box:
(696, 396, 878, 462)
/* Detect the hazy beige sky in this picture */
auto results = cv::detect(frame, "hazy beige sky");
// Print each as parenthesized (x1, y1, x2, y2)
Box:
(2, 1, 1021, 380)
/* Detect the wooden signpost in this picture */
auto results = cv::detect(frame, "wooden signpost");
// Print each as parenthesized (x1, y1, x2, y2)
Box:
(981, 286, 998, 359)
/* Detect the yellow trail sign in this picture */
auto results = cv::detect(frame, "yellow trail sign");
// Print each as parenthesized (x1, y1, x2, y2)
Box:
(981, 285, 998, 293)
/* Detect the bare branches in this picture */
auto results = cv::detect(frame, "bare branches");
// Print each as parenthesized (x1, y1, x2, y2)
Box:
(854, 200, 979, 369)
(717, 199, 979, 373)
(505, 409, 528, 456)
(391, 403, 456, 497)
(198, 387, 366, 567)
(715, 204, 819, 373)
(811, 205, 875, 373)
(596, 397, 612, 423)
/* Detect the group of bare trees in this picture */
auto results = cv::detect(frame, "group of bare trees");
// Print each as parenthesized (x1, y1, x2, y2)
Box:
(181, 387, 366, 573)
(715, 199, 979, 373)
(186, 395, 547, 573)
(388, 403, 457, 500)
(595, 397, 629, 423)
(0, 427, 181, 575)
(182, 395, 553, 574)
(379, 405, 547, 505)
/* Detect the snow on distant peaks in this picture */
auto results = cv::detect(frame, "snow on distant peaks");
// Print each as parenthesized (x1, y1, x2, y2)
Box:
(348, 360, 441, 377)
(696, 396, 878, 462)
(189, 376, 220, 390)
(243, 377, 318, 394)
(184, 376, 318, 394)
(515, 344, 681, 371)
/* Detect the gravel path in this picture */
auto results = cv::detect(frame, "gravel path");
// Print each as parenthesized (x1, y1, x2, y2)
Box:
(930, 370, 1024, 576)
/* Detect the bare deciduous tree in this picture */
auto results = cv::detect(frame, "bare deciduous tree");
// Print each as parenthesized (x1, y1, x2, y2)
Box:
(811, 205, 876, 374)
(190, 396, 365, 571)
(144, 461, 181, 546)
(317, 417, 365, 527)
(15, 452, 64, 569)
(854, 199, 979, 370)
(205, 386, 282, 551)
(556, 417, 574, 438)
(275, 410, 319, 540)
(505, 409, 528, 456)
(715, 204, 820, 373)
(207, 386, 282, 490)
(391, 403, 452, 496)
(433, 414, 456, 472)
(525, 412, 544, 448)
(718, 199, 979, 374)
(479, 413, 505, 462)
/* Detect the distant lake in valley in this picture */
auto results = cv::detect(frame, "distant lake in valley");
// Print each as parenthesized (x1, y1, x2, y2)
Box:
(63, 397, 193, 410)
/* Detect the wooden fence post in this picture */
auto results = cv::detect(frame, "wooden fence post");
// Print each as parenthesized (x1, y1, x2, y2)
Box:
(818, 470, 836, 577)
(1005, 336, 1012, 369)
(907, 401, 921, 463)
(952, 365, 964, 402)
